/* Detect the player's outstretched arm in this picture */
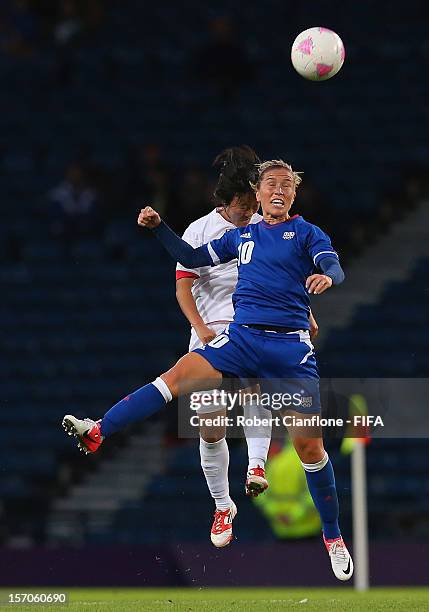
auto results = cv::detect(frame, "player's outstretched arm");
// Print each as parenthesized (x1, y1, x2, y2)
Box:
(137, 207, 213, 268)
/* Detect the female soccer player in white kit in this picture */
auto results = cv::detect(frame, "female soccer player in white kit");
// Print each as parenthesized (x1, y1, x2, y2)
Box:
(175, 146, 270, 547)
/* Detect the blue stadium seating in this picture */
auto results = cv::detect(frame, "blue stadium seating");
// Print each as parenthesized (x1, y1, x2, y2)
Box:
(0, 0, 427, 544)
(322, 258, 429, 377)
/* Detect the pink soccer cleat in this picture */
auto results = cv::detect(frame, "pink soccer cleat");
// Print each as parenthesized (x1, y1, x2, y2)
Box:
(323, 535, 354, 581)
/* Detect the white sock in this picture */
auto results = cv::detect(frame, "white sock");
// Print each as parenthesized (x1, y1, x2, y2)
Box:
(242, 403, 272, 471)
(199, 437, 232, 510)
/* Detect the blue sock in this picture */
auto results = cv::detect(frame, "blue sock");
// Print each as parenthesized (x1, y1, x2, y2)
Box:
(303, 453, 341, 540)
(100, 377, 172, 437)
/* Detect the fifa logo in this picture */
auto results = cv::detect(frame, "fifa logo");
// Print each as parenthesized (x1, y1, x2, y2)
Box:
(283, 231, 295, 240)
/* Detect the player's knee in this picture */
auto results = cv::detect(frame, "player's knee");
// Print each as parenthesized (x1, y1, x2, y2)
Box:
(199, 408, 227, 443)
(201, 434, 223, 443)
(294, 439, 325, 464)
(159, 373, 177, 398)
(159, 354, 198, 397)
(200, 429, 225, 444)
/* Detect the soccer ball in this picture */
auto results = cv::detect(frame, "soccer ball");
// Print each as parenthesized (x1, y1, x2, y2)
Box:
(291, 27, 345, 81)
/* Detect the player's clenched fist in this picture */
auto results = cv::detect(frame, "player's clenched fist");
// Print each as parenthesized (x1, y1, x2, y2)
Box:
(306, 274, 333, 295)
(137, 206, 161, 229)
(194, 323, 217, 345)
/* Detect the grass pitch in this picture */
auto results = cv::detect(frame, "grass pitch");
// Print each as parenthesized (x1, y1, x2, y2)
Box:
(0, 587, 428, 611)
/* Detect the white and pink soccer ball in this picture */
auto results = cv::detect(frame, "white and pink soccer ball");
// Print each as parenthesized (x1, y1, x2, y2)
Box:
(291, 27, 345, 81)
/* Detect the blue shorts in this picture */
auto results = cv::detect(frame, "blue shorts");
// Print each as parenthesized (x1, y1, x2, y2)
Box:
(193, 323, 320, 414)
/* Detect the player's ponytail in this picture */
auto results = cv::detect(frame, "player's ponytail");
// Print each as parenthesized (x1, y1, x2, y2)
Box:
(213, 145, 260, 205)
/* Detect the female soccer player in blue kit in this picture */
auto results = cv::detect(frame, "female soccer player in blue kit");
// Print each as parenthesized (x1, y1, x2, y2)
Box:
(63, 157, 353, 581)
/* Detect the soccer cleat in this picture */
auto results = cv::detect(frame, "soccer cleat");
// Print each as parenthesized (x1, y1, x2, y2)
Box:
(210, 501, 237, 548)
(324, 535, 354, 581)
(245, 465, 269, 497)
(62, 415, 103, 454)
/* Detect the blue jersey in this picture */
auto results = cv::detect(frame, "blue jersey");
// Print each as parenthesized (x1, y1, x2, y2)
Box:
(203, 215, 339, 330)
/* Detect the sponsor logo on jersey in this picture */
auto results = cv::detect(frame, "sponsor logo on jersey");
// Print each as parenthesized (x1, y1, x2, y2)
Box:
(300, 396, 313, 408)
(240, 232, 251, 238)
(283, 231, 295, 240)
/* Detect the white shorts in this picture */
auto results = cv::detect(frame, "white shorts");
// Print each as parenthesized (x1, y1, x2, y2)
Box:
(188, 322, 230, 352)
(189, 322, 230, 414)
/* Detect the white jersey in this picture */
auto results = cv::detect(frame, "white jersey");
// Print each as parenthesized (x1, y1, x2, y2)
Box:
(176, 208, 262, 339)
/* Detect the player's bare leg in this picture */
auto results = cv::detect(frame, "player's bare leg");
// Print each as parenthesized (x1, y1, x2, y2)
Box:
(160, 352, 222, 396)
(286, 412, 354, 581)
(63, 352, 221, 454)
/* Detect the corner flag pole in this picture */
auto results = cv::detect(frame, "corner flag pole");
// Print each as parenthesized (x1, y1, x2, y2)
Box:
(351, 440, 369, 590)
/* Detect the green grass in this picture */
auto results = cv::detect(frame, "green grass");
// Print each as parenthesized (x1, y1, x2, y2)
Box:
(1, 588, 428, 612)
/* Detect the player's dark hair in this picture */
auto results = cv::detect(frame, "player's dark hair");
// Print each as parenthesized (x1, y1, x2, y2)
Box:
(213, 145, 260, 205)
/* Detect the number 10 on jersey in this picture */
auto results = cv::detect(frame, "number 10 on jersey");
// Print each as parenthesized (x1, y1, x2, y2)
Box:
(238, 241, 255, 265)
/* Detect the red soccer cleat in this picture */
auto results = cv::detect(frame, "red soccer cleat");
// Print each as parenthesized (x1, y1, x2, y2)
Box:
(62, 415, 103, 454)
(245, 465, 269, 497)
(210, 502, 237, 548)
